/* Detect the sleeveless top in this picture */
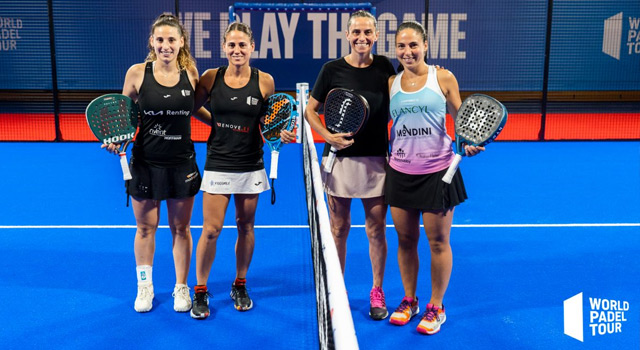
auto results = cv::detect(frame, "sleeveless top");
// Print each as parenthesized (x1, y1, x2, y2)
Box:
(204, 66, 265, 172)
(388, 65, 454, 175)
(133, 61, 195, 167)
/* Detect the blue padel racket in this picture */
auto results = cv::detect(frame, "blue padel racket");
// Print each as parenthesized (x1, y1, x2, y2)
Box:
(85, 94, 138, 180)
(261, 93, 297, 204)
(442, 94, 508, 184)
(322, 88, 370, 173)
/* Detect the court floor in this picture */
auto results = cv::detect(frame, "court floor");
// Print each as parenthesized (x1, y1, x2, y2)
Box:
(0, 141, 638, 349)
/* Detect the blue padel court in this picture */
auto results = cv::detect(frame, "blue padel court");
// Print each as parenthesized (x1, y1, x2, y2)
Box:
(0, 141, 639, 349)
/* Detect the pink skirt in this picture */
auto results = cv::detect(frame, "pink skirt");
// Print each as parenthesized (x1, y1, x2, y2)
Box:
(321, 156, 386, 198)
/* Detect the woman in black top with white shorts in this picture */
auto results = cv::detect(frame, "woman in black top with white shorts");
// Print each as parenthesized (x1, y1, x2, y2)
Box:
(189, 22, 276, 319)
(103, 13, 202, 314)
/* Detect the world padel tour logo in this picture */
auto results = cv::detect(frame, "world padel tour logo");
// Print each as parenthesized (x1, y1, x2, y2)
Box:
(602, 12, 640, 60)
(564, 292, 630, 342)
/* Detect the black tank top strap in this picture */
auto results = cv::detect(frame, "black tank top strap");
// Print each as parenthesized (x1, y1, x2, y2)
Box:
(133, 61, 196, 167)
(145, 61, 153, 74)
(210, 66, 226, 95)
(204, 65, 265, 172)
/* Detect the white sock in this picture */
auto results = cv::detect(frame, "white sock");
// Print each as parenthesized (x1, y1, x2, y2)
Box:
(136, 265, 153, 285)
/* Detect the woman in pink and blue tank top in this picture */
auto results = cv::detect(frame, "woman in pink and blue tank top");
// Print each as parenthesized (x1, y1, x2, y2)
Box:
(385, 21, 484, 335)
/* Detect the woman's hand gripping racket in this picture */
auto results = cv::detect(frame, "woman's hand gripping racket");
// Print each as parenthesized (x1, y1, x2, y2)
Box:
(261, 93, 297, 204)
(85, 94, 139, 180)
(322, 88, 370, 173)
(442, 94, 508, 184)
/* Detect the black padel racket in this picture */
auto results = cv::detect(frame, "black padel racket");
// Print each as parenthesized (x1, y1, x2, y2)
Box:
(322, 88, 369, 173)
(261, 93, 297, 204)
(85, 94, 138, 180)
(442, 94, 507, 184)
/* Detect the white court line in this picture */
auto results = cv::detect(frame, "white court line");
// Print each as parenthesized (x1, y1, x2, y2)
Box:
(0, 225, 308, 229)
(0, 223, 639, 229)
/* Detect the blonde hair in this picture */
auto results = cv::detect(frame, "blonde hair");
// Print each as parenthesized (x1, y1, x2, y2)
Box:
(145, 13, 196, 71)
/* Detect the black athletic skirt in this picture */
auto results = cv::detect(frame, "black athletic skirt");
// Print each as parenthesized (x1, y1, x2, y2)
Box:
(126, 156, 201, 200)
(384, 166, 467, 210)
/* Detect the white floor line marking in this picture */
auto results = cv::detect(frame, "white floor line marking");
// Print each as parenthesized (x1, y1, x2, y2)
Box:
(1, 223, 638, 229)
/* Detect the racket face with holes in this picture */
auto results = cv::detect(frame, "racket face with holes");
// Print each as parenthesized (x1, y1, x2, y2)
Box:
(85, 94, 138, 145)
(261, 93, 297, 152)
(441, 94, 507, 184)
(454, 94, 507, 151)
(323, 88, 369, 135)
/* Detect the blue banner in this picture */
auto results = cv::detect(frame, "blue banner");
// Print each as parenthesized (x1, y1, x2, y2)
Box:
(549, 0, 640, 90)
(51, 0, 176, 90)
(1, 0, 638, 91)
(179, 0, 550, 91)
(0, 0, 52, 90)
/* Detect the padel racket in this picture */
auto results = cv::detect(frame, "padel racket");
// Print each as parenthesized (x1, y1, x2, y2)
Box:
(322, 88, 370, 173)
(85, 94, 139, 180)
(261, 93, 297, 204)
(442, 94, 507, 184)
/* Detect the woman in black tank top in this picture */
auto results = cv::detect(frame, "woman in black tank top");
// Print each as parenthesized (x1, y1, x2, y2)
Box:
(103, 13, 204, 314)
(188, 22, 278, 318)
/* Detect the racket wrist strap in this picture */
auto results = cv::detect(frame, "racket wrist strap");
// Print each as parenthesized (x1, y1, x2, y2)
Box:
(271, 179, 276, 205)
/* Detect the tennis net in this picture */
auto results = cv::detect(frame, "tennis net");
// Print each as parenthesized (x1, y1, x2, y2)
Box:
(298, 82, 359, 350)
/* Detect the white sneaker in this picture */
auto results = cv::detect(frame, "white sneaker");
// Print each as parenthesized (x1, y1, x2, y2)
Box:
(134, 283, 154, 312)
(173, 284, 192, 312)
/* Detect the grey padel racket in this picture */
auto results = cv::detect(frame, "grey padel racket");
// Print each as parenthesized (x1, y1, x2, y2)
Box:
(442, 94, 507, 184)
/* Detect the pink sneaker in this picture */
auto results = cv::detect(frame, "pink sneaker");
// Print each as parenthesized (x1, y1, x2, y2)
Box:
(369, 286, 388, 320)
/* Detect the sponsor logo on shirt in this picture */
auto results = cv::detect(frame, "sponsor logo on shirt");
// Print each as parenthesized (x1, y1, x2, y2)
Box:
(416, 152, 443, 159)
(396, 124, 432, 138)
(216, 122, 249, 133)
(393, 157, 411, 164)
(393, 148, 411, 163)
(181, 90, 191, 97)
(166, 110, 190, 117)
(246, 96, 259, 105)
(143, 110, 190, 117)
(149, 124, 182, 140)
(391, 105, 429, 119)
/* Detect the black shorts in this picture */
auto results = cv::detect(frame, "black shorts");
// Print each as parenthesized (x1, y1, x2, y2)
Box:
(126, 157, 201, 200)
(384, 166, 467, 210)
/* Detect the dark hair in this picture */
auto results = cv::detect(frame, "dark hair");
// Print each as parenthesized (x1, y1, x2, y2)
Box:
(224, 22, 254, 44)
(396, 21, 427, 42)
(145, 13, 195, 71)
(396, 21, 428, 71)
(347, 10, 377, 30)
